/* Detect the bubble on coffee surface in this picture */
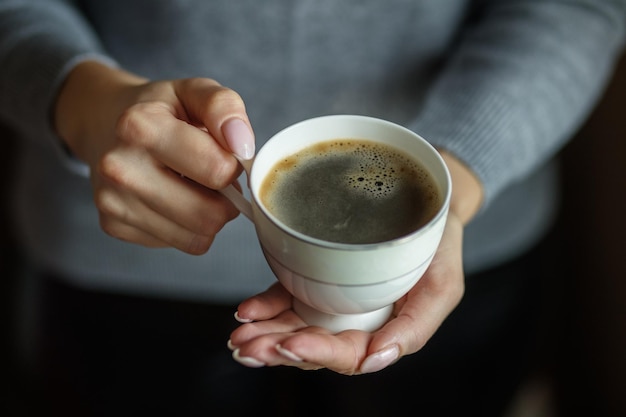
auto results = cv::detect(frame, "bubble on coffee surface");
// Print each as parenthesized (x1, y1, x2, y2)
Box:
(342, 142, 419, 199)
(275, 140, 419, 197)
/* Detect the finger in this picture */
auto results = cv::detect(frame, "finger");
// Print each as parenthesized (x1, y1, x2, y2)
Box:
(138, 168, 240, 238)
(232, 334, 324, 371)
(96, 153, 232, 254)
(273, 330, 374, 375)
(233, 348, 325, 371)
(101, 145, 240, 233)
(231, 323, 332, 371)
(97, 187, 217, 255)
(230, 308, 307, 346)
(97, 219, 169, 248)
(116, 100, 241, 190)
(235, 283, 293, 322)
(230, 308, 373, 373)
(174, 78, 255, 160)
(229, 311, 312, 369)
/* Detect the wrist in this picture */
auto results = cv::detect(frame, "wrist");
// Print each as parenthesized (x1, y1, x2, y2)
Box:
(53, 60, 146, 165)
(439, 150, 483, 225)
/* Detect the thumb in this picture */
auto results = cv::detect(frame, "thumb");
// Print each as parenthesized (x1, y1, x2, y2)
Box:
(359, 215, 465, 374)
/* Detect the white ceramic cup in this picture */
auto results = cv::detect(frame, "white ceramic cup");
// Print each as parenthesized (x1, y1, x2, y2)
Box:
(224, 115, 451, 333)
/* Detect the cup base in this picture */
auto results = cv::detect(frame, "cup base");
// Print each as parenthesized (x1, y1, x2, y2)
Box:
(293, 299, 393, 333)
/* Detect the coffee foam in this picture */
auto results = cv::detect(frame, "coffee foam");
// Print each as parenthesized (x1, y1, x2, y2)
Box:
(261, 139, 440, 244)
(344, 143, 420, 199)
(295, 140, 427, 200)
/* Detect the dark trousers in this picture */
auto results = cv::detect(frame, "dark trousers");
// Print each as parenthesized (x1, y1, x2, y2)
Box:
(13, 245, 547, 417)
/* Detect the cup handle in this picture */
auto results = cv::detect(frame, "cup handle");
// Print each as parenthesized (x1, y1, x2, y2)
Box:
(219, 184, 253, 221)
(218, 155, 254, 221)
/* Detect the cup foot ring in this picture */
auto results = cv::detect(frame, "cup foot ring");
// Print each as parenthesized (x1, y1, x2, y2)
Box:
(293, 299, 393, 333)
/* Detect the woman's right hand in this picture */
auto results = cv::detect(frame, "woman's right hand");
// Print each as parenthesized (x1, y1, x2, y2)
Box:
(54, 61, 255, 254)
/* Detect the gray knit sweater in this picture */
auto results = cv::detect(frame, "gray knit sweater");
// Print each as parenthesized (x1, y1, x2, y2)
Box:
(1, 0, 624, 302)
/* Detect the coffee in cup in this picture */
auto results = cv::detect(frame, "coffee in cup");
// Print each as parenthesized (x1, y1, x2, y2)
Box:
(260, 138, 442, 244)
(219, 115, 451, 332)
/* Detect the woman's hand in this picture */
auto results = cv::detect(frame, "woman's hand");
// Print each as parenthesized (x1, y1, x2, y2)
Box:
(54, 61, 255, 254)
(228, 212, 465, 374)
(228, 151, 482, 374)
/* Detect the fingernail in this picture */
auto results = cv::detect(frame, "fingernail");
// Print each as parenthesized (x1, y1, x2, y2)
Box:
(223, 118, 255, 160)
(232, 348, 265, 368)
(275, 344, 303, 362)
(234, 311, 253, 323)
(226, 339, 236, 351)
(360, 345, 399, 374)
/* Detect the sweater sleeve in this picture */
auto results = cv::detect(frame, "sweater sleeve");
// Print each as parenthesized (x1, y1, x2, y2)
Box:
(0, 0, 116, 173)
(411, 0, 626, 207)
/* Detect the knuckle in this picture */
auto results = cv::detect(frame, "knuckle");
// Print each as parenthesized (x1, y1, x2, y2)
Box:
(185, 77, 221, 90)
(219, 193, 243, 221)
(206, 86, 244, 112)
(409, 325, 430, 353)
(192, 220, 219, 241)
(98, 152, 130, 188)
(205, 160, 240, 189)
(93, 188, 133, 236)
(347, 340, 361, 375)
(115, 102, 162, 148)
(224, 201, 242, 221)
(98, 215, 124, 240)
(185, 234, 213, 255)
(94, 188, 119, 218)
(194, 204, 234, 237)
(181, 203, 234, 254)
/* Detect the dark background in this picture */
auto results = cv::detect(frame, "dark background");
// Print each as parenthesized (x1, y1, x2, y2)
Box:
(1, 53, 625, 416)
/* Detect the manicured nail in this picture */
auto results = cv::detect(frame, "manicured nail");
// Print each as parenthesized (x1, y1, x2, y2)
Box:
(232, 348, 265, 368)
(223, 118, 255, 160)
(275, 344, 303, 362)
(359, 345, 399, 374)
(234, 311, 253, 323)
(226, 339, 236, 351)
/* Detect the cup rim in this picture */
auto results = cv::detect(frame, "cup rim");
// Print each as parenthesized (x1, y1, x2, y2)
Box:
(251, 114, 452, 251)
